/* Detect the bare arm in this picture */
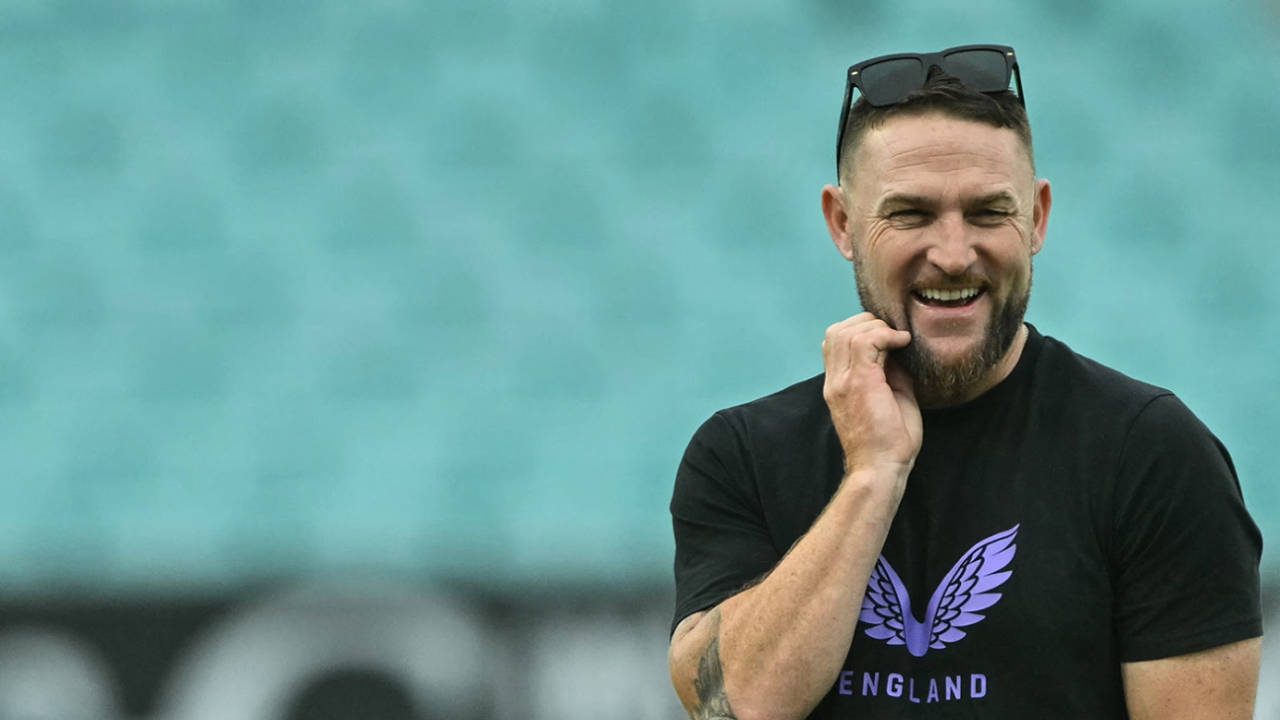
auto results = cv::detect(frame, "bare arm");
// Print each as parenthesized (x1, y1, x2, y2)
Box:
(1122, 638, 1261, 720)
(669, 315, 921, 720)
(670, 607, 734, 719)
(670, 471, 908, 720)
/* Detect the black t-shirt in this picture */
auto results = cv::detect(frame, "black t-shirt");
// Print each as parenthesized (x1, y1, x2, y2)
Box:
(670, 325, 1262, 718)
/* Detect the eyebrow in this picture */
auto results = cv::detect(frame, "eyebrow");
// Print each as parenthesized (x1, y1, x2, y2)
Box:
(876, 193, 935, 214)
(965, 191, 1019, 209)
(875, 190, 1019, 214)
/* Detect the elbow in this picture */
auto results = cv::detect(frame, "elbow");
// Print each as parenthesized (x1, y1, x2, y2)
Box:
(723, 683, 812, 720)
(669, 606, 818, 720)
(671, 652, 815, 720)
(730, 702, 797, 720)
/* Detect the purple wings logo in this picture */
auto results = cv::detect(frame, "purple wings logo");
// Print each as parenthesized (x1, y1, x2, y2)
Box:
(859, 524, 1019, 657)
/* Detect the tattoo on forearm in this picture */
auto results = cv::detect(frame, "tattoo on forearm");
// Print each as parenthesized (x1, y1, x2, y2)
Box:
(692, 608, 737, 720)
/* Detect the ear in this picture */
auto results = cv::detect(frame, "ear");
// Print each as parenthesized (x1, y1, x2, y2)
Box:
(1030, 178, 1052, 256)
(821, 184, 856, 261)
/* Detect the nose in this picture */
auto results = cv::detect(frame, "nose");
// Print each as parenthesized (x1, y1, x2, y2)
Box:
(924, 212, 977, 275)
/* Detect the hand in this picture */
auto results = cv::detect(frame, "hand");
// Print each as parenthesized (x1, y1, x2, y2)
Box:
(822, 313, 923, 479)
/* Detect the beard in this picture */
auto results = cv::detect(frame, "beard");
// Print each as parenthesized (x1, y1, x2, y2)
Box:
(853, 265, 1031, 408)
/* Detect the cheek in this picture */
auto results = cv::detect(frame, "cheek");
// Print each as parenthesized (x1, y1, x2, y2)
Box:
(859, 230, 916, 282)
(994, 252, 1035, 297)
(852, 252, 902, 306)
(986, 228, 1035, 269)
(856, 254, 902, 298)
(876, 246, 920, 294)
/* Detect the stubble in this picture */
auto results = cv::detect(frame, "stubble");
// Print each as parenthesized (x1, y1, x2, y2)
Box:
(852, 265, 1031, 408)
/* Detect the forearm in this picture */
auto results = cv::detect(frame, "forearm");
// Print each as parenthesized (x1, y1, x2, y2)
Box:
(672, 470, 904, 720)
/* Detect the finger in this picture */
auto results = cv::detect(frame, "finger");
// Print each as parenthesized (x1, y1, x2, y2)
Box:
(824, 322, 877, 373)
(824, 315, 908, 372)
(824, 316, 891, 356)
(846, 326, 911, 368)
(844, 315, 909, 345)
(823, 323, 852, 374)
(873, 327, 912, 348)
(839, 310, 895, 330)
(823, 316, 873, 366)
(824, 313, 877, 345)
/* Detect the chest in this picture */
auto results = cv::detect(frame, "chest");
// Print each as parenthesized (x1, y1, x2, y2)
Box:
(759, 423, 1129, 716)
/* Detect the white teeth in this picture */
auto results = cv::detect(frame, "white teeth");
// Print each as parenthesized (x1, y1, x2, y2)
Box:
(918, 287, 980, 302)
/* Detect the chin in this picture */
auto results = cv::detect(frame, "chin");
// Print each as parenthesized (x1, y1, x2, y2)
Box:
(894, 326, 1006, 407)
(914, 333, 986, 364)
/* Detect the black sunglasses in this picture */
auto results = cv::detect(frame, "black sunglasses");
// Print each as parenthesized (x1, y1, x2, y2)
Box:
(835, 44, 1025, 173)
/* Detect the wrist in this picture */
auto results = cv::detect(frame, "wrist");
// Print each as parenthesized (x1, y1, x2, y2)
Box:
(843, 460, 912, 486)
(839, 465, 910, 506)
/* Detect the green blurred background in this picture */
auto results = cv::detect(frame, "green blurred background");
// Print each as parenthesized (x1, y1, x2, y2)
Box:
(0, 0, 1275, 604)
(1, 1, 1278, 717)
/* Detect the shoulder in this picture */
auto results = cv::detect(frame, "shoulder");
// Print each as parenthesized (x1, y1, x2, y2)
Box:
(713, 373, 828, 435)
(1032, 331, 1241, 497)
(1034, 332, 1172, 411)
(1015, 329, 1235, 486)
(683, 373, 831, 473)
(1028, 331, 1195, 442)
(706, 368, 834, 443)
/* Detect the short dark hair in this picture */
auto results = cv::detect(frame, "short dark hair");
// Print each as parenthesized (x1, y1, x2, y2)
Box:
(837, 67, 1034, 183)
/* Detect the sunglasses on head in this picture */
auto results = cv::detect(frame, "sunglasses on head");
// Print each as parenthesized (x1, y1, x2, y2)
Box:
(835, 44, 1025, 173)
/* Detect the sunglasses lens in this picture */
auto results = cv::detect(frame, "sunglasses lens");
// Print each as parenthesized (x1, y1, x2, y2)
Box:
(858, 58, 924, 106)
(942, 49, 1010, 92)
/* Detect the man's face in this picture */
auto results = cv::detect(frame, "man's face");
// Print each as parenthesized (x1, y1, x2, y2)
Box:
(825, 112, 1050, 406)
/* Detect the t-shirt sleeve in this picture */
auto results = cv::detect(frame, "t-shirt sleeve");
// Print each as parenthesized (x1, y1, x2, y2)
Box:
(1110, 394, 1263, 662)
(669, 411, 781, 637)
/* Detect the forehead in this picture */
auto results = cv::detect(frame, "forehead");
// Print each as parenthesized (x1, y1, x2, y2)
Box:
(850, 113, 1032, 201)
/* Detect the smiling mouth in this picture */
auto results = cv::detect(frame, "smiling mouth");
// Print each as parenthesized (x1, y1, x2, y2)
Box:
(912, 286, 985, 308)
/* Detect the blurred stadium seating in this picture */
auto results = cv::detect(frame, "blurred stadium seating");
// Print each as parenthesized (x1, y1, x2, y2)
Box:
(0, 0, 1275, 717)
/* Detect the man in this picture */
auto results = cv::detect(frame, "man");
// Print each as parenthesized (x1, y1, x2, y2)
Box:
(667, 45, 1262, 719)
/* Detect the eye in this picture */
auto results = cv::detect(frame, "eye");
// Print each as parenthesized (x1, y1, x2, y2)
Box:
(888, 209, 928, 222)
(971, 209, 1011, 224)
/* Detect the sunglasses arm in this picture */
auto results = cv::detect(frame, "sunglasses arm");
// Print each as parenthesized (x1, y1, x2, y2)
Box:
(835, 79, 855, 175)
(1012, 64, 1026, 109)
